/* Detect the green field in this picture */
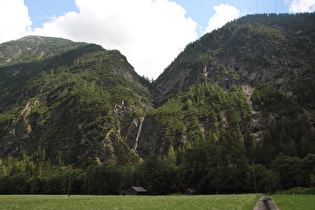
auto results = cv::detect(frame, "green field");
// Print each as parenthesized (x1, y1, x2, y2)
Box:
(272, 194, 315, 210)
(0, 194, 261, 209)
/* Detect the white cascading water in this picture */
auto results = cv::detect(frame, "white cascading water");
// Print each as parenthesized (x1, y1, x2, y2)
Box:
(133, 120, 143, 151)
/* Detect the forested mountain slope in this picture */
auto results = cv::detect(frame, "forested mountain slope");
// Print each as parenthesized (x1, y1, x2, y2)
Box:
(0, 36, 154, 166)
(153, 12, 315, 148)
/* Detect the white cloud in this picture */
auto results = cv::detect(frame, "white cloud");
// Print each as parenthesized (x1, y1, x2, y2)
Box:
(205, 4, 240, 33)
(32, 0, 198, 80)
(286, 0, 315, 12)
(0, 0, 32, 43)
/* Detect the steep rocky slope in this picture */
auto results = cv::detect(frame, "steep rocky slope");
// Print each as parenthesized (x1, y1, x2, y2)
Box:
(154, 13, 315, 100)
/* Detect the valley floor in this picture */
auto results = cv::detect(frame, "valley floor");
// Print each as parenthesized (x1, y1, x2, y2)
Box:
(0, 194, 261, 209)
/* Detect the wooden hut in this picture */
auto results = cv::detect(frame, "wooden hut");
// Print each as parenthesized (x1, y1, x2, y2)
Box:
(185, 188, 198, 196)
(126, 186, 147, 195)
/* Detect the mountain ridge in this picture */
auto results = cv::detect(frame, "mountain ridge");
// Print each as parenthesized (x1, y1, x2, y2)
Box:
(0, 35, 86, 65)
(154, 13, 315, 101)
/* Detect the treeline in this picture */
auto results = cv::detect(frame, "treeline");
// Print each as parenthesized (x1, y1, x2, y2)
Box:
(233, 13, 315, 33)
(0, 146, 314, 195)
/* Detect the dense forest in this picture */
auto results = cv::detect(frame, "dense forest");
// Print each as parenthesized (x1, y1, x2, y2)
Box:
(1, 13, 315, 195)
(1, 146, 314, 195)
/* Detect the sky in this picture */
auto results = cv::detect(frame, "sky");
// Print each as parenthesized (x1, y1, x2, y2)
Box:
(0, 0, 315, 80)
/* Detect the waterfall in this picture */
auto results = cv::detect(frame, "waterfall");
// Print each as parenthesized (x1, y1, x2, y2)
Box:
(133, 120, 143, 151)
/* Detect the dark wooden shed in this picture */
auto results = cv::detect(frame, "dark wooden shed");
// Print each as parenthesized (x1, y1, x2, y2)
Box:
(126, 186, 147, 195)
(185, 188, 198, 196)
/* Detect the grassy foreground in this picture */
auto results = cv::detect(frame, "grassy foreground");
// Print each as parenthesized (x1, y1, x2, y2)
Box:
(0, 194, 261, 209)
(272, 194, 315, 210)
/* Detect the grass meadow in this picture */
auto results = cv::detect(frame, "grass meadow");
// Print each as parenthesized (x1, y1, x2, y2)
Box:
(272, 194, 315, 210)
(0, 194, 262, 209)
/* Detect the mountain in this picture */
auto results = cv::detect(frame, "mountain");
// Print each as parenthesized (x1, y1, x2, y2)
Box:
(153, 13, 315, 147)
(1, 13, 315, 168)
(0, 36, 154, 166)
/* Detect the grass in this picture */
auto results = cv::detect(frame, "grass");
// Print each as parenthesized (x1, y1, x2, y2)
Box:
(0, 194, 261, 210)
(272, 194, 315, 210)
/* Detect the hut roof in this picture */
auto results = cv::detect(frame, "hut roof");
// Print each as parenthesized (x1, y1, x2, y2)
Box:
(185, 188, 198, 195)
(131, 186, 147, 193)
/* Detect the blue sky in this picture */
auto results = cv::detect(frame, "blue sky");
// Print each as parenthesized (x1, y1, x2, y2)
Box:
(24, 0, 79, 29)
(1, 0, 315, 79)
(173, 0, 289, 35)
(24, 0, 290, 36)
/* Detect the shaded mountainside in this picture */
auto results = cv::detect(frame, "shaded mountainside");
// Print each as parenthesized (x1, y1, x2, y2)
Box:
(1, 13, 315, 168)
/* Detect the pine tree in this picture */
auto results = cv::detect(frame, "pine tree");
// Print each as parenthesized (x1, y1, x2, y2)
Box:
(0, 165, 7, 176)
(166, 145, 176, 165)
